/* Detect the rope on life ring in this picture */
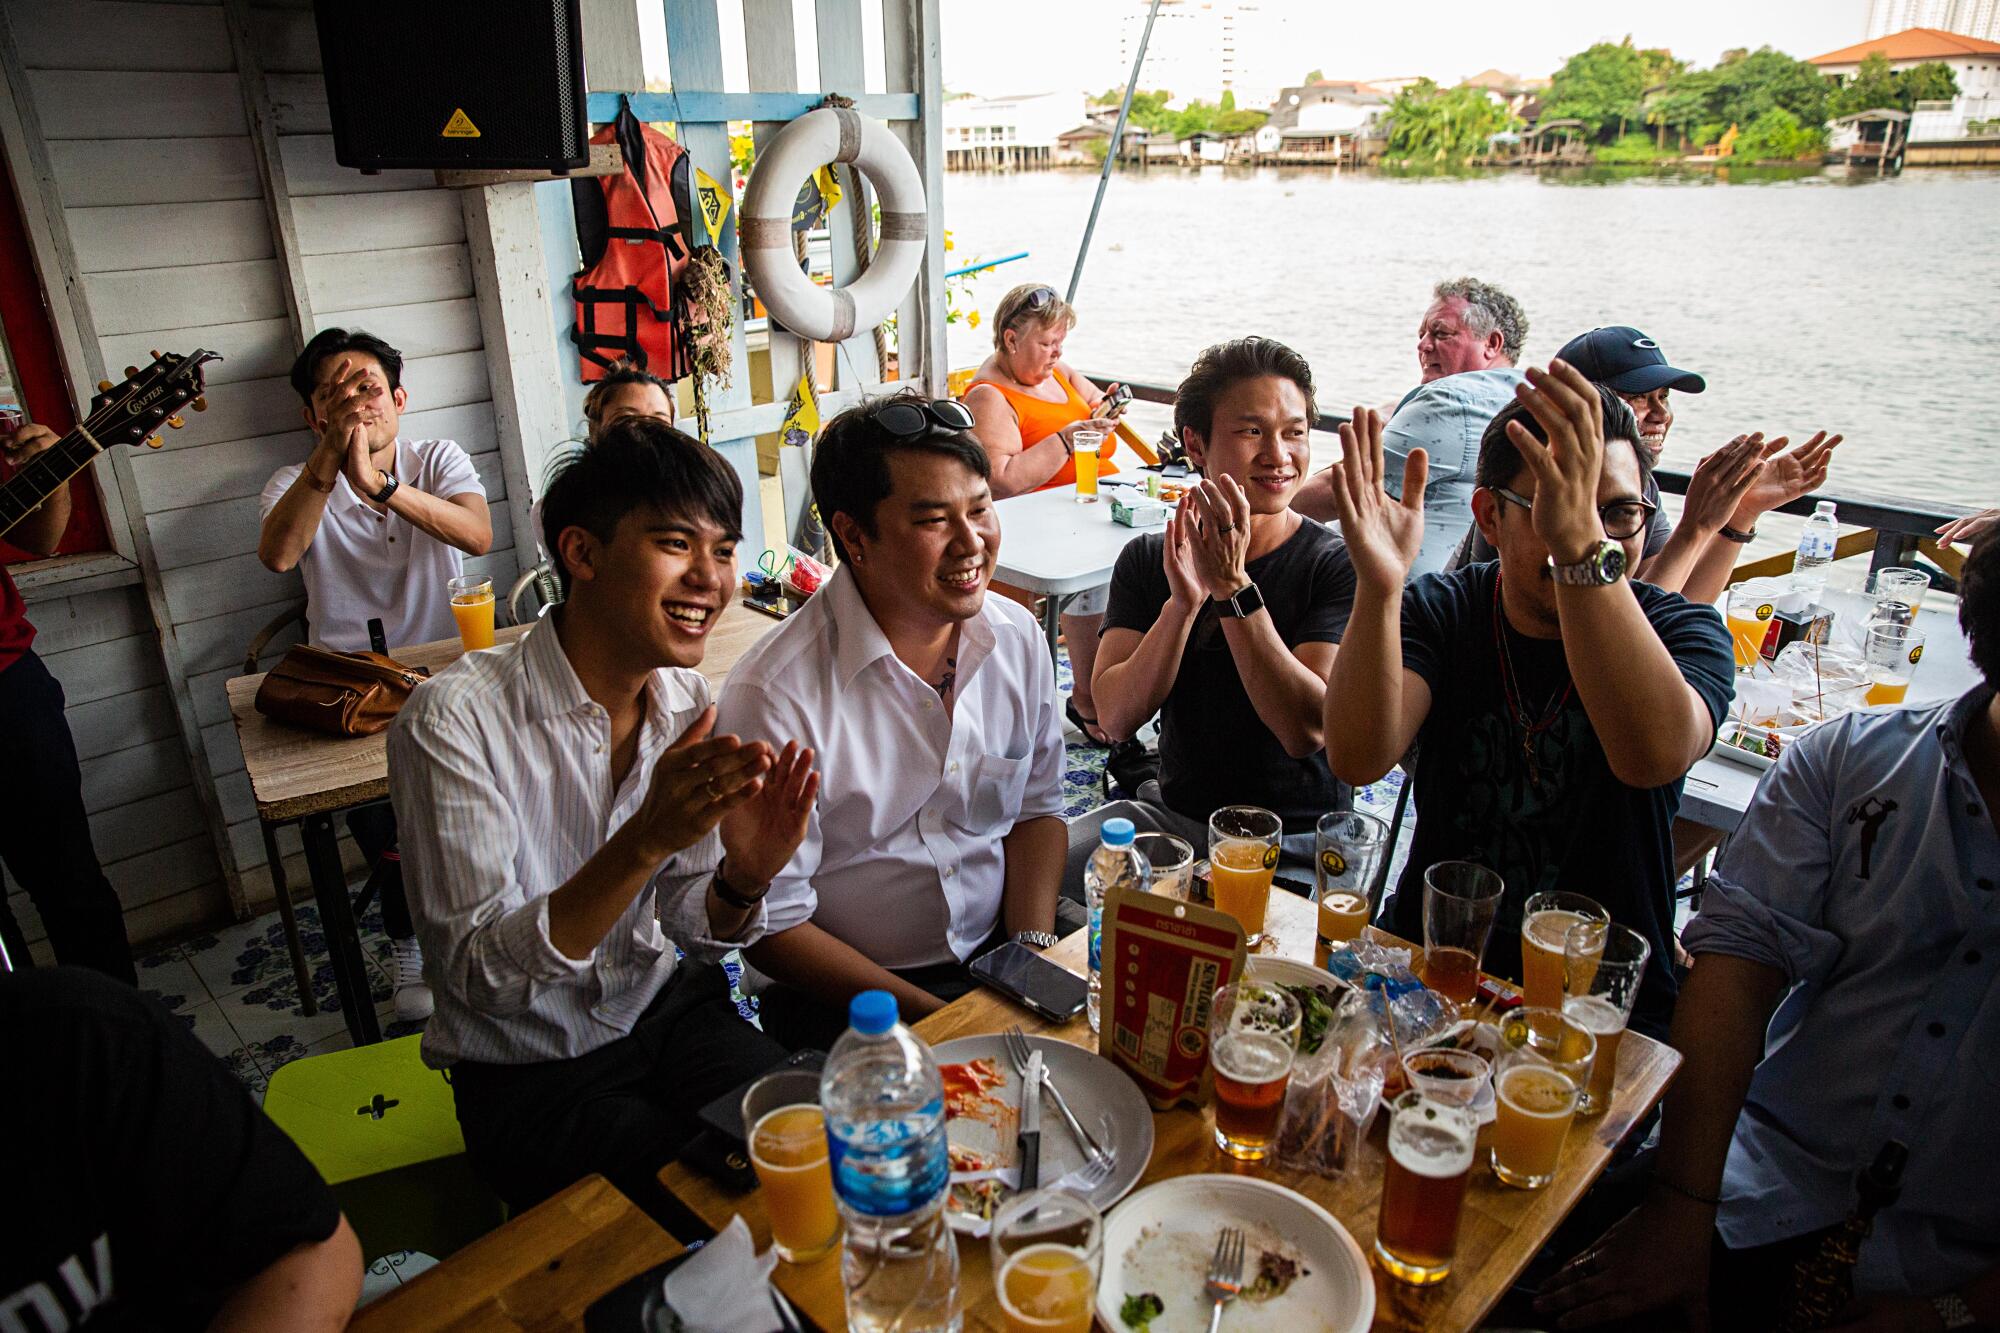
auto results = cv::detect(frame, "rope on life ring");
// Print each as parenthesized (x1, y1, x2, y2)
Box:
(741, 104, 925, 343)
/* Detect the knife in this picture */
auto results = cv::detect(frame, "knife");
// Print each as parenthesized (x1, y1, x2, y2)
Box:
(1018, 1050, 1044, 1192)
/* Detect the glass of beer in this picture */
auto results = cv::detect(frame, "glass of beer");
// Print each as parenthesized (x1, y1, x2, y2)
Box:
(1520, 891, 1608, 1010)
(1208, 806, 1282, 946)
(1375, 1091, 1480, 1285)
(1133, 832, 1195, 900)
(1863, 623, 1925, 707)
(1725, 581, 1776, 672)
(1562, 921, 1651, 1117)
(1314, 810, 1389, 954)
(1072, 430, 1105, 503)
(742, 1070, 840, 1264)
(1865, 567, 1930, 628)
(1421, 861, 1503, 1006)
(1490, 1007, 1595, 1190)
(989, 1189, 1102, 1333)
(1207, 981, 1300, 1160)
(448, 573, 496, 651)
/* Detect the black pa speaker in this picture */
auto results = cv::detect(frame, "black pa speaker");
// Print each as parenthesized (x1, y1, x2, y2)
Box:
(314, 0, 588, 172)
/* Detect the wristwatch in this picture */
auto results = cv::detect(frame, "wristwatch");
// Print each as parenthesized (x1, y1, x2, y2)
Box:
(710, 865, 767, 911)
(1548, 540, 1626, 587)
(1718, 523, 1757, 544)
(370, 471, 400, 505)
(1013, 930, 1060, 951)
(1215, 582, 1266, 618)
(1932, 1293, 1976, 1329)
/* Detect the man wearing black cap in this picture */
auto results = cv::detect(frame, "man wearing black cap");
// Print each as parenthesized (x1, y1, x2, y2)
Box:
(1459, 326, 1841, 608)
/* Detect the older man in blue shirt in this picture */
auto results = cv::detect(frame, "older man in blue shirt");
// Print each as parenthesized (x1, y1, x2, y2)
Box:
(1541, 533, 2000, 1331)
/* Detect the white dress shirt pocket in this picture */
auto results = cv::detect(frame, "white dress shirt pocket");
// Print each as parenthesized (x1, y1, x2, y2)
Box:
(961, 752, 1031, 835)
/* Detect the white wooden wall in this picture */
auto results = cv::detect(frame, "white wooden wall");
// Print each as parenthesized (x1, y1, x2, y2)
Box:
(3, 0, 520, 951)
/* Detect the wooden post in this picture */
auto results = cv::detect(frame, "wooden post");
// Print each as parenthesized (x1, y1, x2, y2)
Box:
(742, 0, 807, 547)
(817, 0, 882, 392)
(883, 0, 948, 395)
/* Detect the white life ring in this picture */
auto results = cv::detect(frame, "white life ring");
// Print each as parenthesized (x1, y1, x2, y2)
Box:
(741, 106, 926, 342)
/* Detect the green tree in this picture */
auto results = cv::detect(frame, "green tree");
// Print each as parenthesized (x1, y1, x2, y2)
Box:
(1897, 60, 1959, 105)
(1303, 69, 1324, 85)
(1703, 47, 1828, 129)
(1827, 52, 1901, 117)
(1094, 88, 1177, 131)
(1541, 39, 1651, 140)
(1385, 78, 1518, 164)
(1729, 106, 1825, 160)
(1220, 90, 1236, 112)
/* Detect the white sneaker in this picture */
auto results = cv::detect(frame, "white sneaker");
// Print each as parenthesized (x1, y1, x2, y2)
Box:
(389, 936, 433, 1023)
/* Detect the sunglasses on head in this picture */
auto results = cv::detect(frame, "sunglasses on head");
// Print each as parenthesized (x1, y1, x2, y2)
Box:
(872, 398, 976, 442)
(1022, 286, 1058, 311)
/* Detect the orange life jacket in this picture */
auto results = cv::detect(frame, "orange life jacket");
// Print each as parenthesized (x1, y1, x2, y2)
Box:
(570, 103, 696, 382)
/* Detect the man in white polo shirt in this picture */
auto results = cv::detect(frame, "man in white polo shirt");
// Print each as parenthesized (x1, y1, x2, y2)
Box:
(717, 393, 1069, 1051)
(258, 328, 492, 1022)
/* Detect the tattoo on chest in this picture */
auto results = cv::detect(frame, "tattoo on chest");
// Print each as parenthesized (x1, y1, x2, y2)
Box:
(933, 656, 957, 700)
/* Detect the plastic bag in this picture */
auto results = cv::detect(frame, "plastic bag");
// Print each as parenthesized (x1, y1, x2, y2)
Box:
(1275, 988, 1394, 1178)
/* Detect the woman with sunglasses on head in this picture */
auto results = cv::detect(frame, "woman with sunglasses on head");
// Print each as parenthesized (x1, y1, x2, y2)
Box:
(962, 283, 1128, 743)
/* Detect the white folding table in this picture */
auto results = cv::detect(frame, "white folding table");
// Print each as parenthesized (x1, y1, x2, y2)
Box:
(993, 482, 1159, 670)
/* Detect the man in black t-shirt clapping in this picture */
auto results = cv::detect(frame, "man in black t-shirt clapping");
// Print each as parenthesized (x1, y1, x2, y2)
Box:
(1318, 361, 1733, 1035)
(1093, 337, 1357, 863)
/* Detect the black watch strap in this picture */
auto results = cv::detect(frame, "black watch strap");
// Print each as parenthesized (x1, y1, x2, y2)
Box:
(711, 867, 766, 911)
(370, 472, 400, 505)
(1216, 582, 1265, 618)
(1718, 523, 1757, 544)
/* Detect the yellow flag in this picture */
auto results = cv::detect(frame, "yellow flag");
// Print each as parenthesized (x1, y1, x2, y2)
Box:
(693, 166, 731, 246)
(781, 370, 821, 449)
(813, 164, 843, 211)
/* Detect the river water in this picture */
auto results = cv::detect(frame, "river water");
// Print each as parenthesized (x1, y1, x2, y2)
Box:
(940, 166, 2000, 515)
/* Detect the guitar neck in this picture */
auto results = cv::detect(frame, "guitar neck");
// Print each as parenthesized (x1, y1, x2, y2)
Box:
(0, 427, 103, 538)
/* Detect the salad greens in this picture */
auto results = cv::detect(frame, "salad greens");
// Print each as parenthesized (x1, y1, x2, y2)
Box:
(1120, 1291, 1165, 1330)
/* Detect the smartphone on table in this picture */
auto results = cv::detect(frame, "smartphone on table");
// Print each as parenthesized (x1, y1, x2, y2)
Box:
(968, 941, 1089, 1022)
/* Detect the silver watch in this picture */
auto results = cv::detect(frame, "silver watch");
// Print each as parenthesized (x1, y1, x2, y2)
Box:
(1548, 540, 1626, 587)
(1013, 929, 1060, 951)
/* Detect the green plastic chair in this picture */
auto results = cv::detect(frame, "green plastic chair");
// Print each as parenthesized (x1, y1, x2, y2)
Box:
(262, 1034, 505, 1262)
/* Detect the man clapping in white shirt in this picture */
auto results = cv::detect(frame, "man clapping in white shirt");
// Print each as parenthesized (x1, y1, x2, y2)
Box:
(388, 420, 818, 1219)
(718, 394, 1069, 1051)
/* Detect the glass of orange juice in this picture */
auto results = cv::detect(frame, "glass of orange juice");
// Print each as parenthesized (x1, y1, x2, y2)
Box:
(448, 574, 496, 651)
(989, 1190, 1101, 1333)
(1207, 805, 1281, 946)
(1071, 430, 1105, 503)
(1863, 623, 1925, 707)
(1724, 581, 1775, 672)
(742, 1070, 840, 1264)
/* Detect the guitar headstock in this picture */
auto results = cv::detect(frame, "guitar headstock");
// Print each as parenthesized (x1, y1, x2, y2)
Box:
(85, 348, 222, 449)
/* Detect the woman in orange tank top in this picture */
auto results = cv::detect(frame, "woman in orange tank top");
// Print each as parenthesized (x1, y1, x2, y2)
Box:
(961, 283, 1128, 743)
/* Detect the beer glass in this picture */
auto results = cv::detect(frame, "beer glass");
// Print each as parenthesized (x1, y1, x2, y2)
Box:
(1725, 581, 1775, 671)
(1132, 832, 1194, 900)
(742, 1069, 840, 1263)
(1863, 623, 1926, 707)
(1072, 431, 1104, 503)
(1561, 921, 1651, 1117)
(1520, 891, 1607, 1009)
(1400, 1047, 1490, 1110)
(1208, 806, 1281, 946)
(1490, 1007, 1595, 1189)
(1208, 981, 1301, 1160)
(1865, 567, 1930, 628)
(1421, 861, 1503, 1006)
(989, 1190, 1102, 1333)
(448, 573, 496, 651)
(1314, 810, 1389, 952)
(1375, 1091, 1479, 1285)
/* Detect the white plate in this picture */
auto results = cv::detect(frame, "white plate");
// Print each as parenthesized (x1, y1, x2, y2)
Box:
(1709, 734, 1775, 771)
(930, 1033, 1154, 1233)
(1098, 1175, 1375, 1333)
(1245, 955, 1351, 996)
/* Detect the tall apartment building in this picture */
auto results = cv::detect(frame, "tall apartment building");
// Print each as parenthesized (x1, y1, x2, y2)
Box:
(1114, 0, 1294, 111)
(1866, 0, 2000, 41)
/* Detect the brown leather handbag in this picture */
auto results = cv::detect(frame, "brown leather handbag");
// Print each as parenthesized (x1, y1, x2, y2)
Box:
(253, 645, 428, 738)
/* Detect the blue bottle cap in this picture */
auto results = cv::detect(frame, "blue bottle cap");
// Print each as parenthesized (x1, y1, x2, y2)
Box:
(849, 989, 898, 1035)
(1101, 817, 1136, 847)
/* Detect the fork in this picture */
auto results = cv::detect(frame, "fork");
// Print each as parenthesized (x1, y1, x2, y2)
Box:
(1051, 1113, 1117, 1195)
(1002, 1026, 1111, 1165)
(1205, 1226, 1245, 1333)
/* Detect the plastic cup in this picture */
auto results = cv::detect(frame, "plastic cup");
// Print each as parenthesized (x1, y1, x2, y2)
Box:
(1863, 622, 1925, 707)
(448, 574, 496, 651)
(1865, 567, 1930, 628)
(1725, 581, 1776, 671)
(1132, 832, 1194, 899)
(1400, 1047, 1491, 1110)
(1072, 431, 1104, 503)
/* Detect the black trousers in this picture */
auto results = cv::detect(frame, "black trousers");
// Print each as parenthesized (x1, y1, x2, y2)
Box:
(345, 801, 414, 941)
(0, 651, 134, 984)
(449, 963, 786, 1225)
(755, 929, 1005, 1053)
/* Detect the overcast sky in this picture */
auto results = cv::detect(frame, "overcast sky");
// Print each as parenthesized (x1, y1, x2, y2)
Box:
(937, 0, 1871, 98)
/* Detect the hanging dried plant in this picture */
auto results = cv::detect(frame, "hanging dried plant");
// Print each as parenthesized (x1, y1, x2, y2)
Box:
(681, 247, 734, 441)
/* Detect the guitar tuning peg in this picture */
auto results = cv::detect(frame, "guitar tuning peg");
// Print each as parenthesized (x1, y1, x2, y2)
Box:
(191, 396, 207, 412)
(167, 415, 185, 429)
(144, 434, 163, 449)
(124, 365, 139, 378)
(97, 380, 113, 392)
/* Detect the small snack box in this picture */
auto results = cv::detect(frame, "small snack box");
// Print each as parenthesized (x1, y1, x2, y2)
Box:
(1111, 493, 1168, 528)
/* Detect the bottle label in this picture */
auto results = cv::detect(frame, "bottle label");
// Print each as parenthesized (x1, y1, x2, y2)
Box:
(828, 1100, 950, 1217)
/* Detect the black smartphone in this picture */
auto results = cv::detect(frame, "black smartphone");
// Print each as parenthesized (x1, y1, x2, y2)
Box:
(1100, 383, 1132, 416)
(695, 1048, 827, 1147)
(968, 941, 1089, 1022)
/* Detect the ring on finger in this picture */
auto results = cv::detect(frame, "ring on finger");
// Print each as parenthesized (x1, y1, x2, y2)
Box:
(706, 777, 724, 798)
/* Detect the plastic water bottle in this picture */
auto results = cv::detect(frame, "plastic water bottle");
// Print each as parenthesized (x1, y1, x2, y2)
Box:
(1086, 817, 1152, 1034)
(820, 991, 960, 1332)
(1792, 500, 1839, 601)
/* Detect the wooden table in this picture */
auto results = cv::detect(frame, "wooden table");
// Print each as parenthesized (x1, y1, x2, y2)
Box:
(660, 892, 1681, 1332)
(226, 609, 781, 1043)
(350, 1174, 681, 1330)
